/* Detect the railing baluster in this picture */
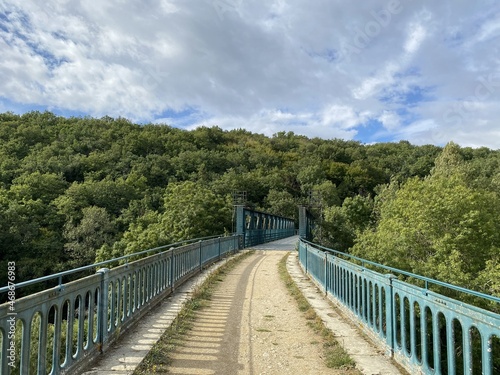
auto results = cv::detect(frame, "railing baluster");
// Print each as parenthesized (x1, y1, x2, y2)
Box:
(38, 311, 48, 375)
(482, 333, 493, 375)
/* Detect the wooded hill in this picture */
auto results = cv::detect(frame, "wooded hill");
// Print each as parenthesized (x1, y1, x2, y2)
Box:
(1, 111, 499, 304)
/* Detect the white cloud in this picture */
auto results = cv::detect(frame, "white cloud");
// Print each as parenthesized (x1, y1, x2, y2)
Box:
(475, 16, 500, 43)
(0, 1, 500, 147)
(321, 104, 370, 129)
(184, 104, 365, 140)
(404, 23, 427, 54)
(379, 111, 400, 131)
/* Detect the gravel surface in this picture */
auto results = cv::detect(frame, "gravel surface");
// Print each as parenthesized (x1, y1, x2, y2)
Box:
(167, 251, 344, 375)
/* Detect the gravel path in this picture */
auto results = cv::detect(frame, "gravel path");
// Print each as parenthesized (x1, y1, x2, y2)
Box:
(167, 251, 342, 375)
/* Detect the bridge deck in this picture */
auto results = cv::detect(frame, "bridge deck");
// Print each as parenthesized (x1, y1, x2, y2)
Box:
(83, 237, 401, 375)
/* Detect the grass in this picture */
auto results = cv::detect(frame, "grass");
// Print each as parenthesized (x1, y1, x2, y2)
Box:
(278, 253, 361, 373)
(133, 251, 254, 375)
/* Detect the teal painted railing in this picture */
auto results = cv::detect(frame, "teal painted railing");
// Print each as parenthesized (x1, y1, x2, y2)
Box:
(235, 206, 296, 247)
(0, 235, 241, 375)
(299, 238, 500, 375)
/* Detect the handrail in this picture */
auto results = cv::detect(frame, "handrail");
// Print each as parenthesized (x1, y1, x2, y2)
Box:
(0, 234, 223, 294)
(300, 238, 500, 305)
(299, 238, 500, 375)
(0, 234, 242, 375)
(0, 209, 295, 375)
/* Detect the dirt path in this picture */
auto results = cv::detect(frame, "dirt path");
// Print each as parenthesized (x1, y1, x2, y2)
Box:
(167, 251, 342, 375)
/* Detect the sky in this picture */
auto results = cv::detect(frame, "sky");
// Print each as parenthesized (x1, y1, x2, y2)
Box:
(1, 1, 500, 148)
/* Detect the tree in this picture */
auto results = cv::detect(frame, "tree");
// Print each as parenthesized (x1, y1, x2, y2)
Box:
(100, 181, 232, 259)
(321, 194, 374, 251)
(352, 168, 500, 300)
(64, 206, 116, 267)
(264, 189, 297, 219)
(160, 181, 232, 241)
(10, 172, 68, 203)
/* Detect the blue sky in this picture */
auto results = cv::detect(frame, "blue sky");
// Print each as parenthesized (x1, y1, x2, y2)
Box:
(1, 1, 500, 148)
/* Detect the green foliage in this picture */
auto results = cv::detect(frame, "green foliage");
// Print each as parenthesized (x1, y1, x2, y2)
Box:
(160, 181, 232, 241)
(322, 194, 374, 251)
(353, 143, 500, 304)
(264, 189, 298, 219)
(64, 206, 117, 267)
(99, 181, 232, 259)
(10, 172, 68, 203)
(2, 111, 500, 300)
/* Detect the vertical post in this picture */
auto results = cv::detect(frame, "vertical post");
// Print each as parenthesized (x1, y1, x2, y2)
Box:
(385, 274, 395, 357)
(324, 253, 328, 295)
(463, 325, 473, 375)
(199, 240, 203, 271)
(299, 206, 308, 239)
(218, 237, 221, 259)
(170, 248, 175, 292)
(447, 318, 456, 375)
(97, 268, 110, 349)
(51, 304, 62, 368)
(433, 311, 442, 374)
(482, 333, 492, 375)
(235, 205, 245, 248)
(38, 311, 49, 374)
(305, 243, 308, 274)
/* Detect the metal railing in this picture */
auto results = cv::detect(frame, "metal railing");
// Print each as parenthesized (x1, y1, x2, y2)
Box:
(244, 227, 296, 247)
(298, 238, 500, 375)
(235, 207, 296, 248)
(0, 235, 241, 375)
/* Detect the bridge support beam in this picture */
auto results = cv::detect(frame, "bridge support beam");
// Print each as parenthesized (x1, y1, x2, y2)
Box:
(298, 206, 314, 240)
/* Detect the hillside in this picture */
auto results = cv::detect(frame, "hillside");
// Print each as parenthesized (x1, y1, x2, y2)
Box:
(1, 111, 499, 301)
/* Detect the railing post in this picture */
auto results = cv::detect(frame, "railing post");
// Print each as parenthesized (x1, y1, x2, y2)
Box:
(199, 240, 203, 271)
(463, 325, 473, 375)
(97, 268, 110, 350)
(298, 206, 307, 239)
(170, 248, 175, 292)
(218, 237, 221, 260)
(235, 205, 245, 244)
(385, 274, 395, 357)
(52, 300, 63, 370)
(432, 311, 442, 374)
(446, 317, 456, 375)
(325, 253, 328, 295)
(305, 243, 308, 274)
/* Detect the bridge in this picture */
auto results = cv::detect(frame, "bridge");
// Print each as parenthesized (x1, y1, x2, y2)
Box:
(1, 207, 499, 374)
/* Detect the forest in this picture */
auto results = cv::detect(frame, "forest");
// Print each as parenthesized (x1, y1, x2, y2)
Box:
(0, 111, 499, 304)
